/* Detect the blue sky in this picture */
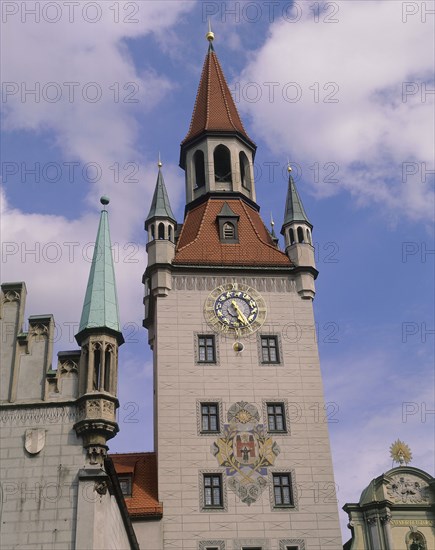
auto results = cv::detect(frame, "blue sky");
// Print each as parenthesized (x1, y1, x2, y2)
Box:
(1, 0, 434, 540)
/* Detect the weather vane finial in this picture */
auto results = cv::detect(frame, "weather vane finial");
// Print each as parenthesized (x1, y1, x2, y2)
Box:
(206, 19, 215, 43)
(390, 439, 412, 466)
(158, 152, 162, 168)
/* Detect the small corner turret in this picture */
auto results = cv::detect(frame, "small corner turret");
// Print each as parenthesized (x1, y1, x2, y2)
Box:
(281, 165, 317, 299)
(74, 196, 123, 465)
(144, 160, 177, 300)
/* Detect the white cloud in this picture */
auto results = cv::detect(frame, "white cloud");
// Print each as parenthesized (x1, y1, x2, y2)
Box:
(323, 348, 434, 537)
(237, 1, 435, 222)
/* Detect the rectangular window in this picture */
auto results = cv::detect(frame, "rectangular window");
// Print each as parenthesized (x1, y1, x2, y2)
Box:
(203, 474, 223, 508)
(198, 335, 216, 363)
(261, 336, 279, 363)
(201, 403, 220, 433)
(273, 473, 293, 506)
(285, 547, 299, 550)
(267, 403, 286, 433)
(118, 475, 132, 497)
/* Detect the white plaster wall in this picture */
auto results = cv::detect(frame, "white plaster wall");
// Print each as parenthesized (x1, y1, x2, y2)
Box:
(153, 273, 342, 549)
(0, 404, 87, 549)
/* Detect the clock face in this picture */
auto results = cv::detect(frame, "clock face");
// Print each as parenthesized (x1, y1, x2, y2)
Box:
(204, 283, 267, 337)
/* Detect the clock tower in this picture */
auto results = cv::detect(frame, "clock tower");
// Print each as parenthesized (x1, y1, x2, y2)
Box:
(143, 30, 342, 550)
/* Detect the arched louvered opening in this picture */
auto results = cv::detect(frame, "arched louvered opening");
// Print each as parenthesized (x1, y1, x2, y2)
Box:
(297, 226, 305, 243)
(150, 224, 155, 241)
(93, 346, 101, 390)
(223, 222, 235, 240)
(289, 228, 295, 245)
(214, 145, 232, 184)
(239, 151, 251, 190)
(168, 225, 173, 242)
(158, 223, 165, 240)
(194, 150, 205, 188)
(306, 228, 312, 244)
(104, 349, 111, 392)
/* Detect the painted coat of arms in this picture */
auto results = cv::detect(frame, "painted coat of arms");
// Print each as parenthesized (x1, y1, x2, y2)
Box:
(211, 401, 280, 505)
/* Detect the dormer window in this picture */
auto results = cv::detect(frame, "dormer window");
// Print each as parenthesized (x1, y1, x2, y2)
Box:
(217, 202, 239, 243)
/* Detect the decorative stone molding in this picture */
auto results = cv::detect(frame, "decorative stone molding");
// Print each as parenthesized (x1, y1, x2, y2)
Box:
(199, 541, 225, 550)
(29, 324, 49, 339)
(173, 275, 296, 293)
(380, 513, 392, 523)
(94, 480, 108, 495)
(0, 404, 78, 425)
(233, 539, 269, 550)
(386, 474, 430, 503)
(367, 516, 378, 525)
(59, 360, 78, 375)
(279, 540, 305, 550)
(2, 290, 21, 303)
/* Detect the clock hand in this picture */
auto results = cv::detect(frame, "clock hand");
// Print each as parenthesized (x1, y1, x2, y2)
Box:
(231, 300, 249, 325)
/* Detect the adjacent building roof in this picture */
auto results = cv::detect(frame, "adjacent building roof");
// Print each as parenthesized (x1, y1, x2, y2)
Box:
(282, 172, 312, 230)
(78, 200, 122, 336)
(110, 452, 163, 519)
(145, 167, 176, 227)
(173, 197, 292, 267)
(181, 45, 254, 147)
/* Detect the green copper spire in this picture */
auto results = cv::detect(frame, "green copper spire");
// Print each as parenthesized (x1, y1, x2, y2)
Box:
(145, 164, 176, 228)
(282, 166, 312, 229)
(78, 196, 122, 338)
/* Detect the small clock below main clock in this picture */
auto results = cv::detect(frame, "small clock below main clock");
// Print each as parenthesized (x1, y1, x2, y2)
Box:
(204, 282, 267, 337)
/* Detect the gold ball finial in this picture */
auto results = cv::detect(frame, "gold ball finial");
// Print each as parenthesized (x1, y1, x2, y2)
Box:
(206, 19, 215, 42)
(287, 163, 292, 173)
(158, 152, 162, 168)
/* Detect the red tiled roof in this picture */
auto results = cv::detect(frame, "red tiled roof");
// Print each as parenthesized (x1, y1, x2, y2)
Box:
(110, 452, 162, 518)
(174, 198, 292, 267)
(182, 48, 254, 146)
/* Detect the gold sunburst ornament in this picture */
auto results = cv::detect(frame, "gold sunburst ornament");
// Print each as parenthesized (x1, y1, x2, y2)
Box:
(390, 439, 412, 466)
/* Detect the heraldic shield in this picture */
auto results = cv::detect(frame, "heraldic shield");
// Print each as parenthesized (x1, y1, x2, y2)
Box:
(24, 428, 46, 454)
(211, 402, 280, 505)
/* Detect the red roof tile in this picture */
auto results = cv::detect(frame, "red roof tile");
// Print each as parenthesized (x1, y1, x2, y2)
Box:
(182, 48, 254, 146)
(110, 452, 162, 518)
(174, 198, 292, 267)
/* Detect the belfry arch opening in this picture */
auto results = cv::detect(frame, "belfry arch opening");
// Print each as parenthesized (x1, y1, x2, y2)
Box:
(214, 145, 232, 185)
(193, 150, 205, 188)
(239, 151, 251, 191)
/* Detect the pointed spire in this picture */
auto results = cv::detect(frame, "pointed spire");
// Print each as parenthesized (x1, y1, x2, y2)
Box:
(282, 165, 312, 229)
(181, 36, 255, 150)
(77, 196, 123, 341)
(145, 163, 176, 228)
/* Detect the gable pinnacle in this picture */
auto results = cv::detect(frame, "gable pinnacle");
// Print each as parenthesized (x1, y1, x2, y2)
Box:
(76, 196, 123, 343)
(145, 166, 176, 228)
(281, 163, 312, 233)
